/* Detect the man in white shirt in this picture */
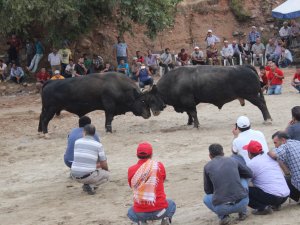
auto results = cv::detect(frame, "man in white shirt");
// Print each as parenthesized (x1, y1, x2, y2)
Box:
(232, 116, 269, 165)
(205, 29, 220, 47)
(0, 59, 7, 82)
(64, 59, 76, 78)
(278, 46, 293, 68)
(158, 48, 174, 75)
(251, 38, 265, 66)
(279, 21, 291, 47)
(245, 140, 290, 215)
(48, 48, 62, 75)
(221, 40, 234, 65)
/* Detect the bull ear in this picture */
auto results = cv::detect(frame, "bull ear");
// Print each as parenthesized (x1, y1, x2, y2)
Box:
(150, 84, 157, 94)
(133, 88, 141, 99)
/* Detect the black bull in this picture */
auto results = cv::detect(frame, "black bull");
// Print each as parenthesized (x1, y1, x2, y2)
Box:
(156, 65, 272, 127)
(38, 73, 165, 134)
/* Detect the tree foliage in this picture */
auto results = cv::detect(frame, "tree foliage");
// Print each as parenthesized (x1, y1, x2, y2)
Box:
(0, 0, 181, 43)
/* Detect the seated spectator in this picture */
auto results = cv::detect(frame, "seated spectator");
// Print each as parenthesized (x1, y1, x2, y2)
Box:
(127, 142, 176, 225)
(74, 57, 87, 76)
(191, 46, 205, 65)
(206, 43, 220, 65)
(136, 64, 153, 89)
(279, 21, 291, 48)
(83, 54, 92, 74)
(221, 41, 234, 66)
(270, 39, 283, 66)
(101, 63, 114, 73)
(0, 59, 8, 82)
(265, 39, 276, 61)
(259, 66, 268, 92)
(278, 46, 293, 68)
(35, 68, 50, 93)
(291, 66, 300, 93)
(245, 140, 289, 215)
(231, 40, 241, 65)
(10, 63, 24, 84)
(64, 116, 100, 168)
(268, 131, 300, 203)
(203, 144, 252, 224)
(205, 29, 220, 48)
(131, 57, 140, 81)
(64, 59, 75, 78)
(158, 48, 174, 75)
(238, 40, 251, 64)
(51, 70, 65, 80)
(251, 38, 265, 66)
(145, 50, 158, 75)
(48, 48, 62, 74)
(136, 51, 144, 63)
(91, 54, 104, 73)
(176, 48, 190, 66)
(290, 19, 300, 47)
(248, 26, 261, 48)
(285, 106, 300, 141)
(267, 62, 284, 95)
(117, 59, 130, 76)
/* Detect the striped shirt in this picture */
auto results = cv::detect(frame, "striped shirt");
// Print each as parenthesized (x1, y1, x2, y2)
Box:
(71, 136, 106, 177)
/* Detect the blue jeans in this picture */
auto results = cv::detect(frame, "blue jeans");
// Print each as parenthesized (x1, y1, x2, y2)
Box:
(279, 58, 292, 68)
(28, 54, 43, 73)
(292, 83, 300, 93)
(139, 78, 153, 88)
(267, 85, 282, 95)
(127, 199, 176, 223)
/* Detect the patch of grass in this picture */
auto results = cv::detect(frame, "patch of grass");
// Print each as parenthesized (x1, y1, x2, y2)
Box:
(229, 0, 251, 22)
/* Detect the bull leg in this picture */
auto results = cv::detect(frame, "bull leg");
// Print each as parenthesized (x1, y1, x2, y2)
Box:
(187, 108, 199, 128)
(42, 107, 58, 134)
(38, 111, 44, 132)
(238, 98, 245, 106)
(187, 112, 193, 125)
(245, 96, 272, 122)
(104, 111, 114, 133)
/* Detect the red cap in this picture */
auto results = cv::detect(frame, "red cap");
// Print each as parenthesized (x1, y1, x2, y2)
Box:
(137, 142, 153, 157)
(243, 140, 263, 154)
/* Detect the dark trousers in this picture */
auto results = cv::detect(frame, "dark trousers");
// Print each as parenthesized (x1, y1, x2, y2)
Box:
(61, 63, 68, 76)
(286, 176, 300, 202)
(159, 62, 174, 75)
(192, 60, 205, 65)
(249, 187, 288, 210)
(11, 76, 24, 84)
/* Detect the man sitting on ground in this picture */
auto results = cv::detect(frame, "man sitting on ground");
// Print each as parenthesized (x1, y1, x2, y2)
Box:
(51, 70, 65, 80)
(71, 124, 109, 195)
(278, 46, 293, 68)
(285, 106, 300, 141)
(191, 46, 205, 65)
(245, 140, 289, 215)
(10, 63, 24, 84)
(145, 50, 158, 75)
(0, 59, 8, 82)
(291, 66, 300, 94)
(64, 59, 75, 78)
(177, 48, 190, 66)
(267, 62, 284, 95)
(117, 59, 130, 76)
(127, 142, 176, 225)
(203, 143, 252, 224)
(136, 64, 153, 89)
(35, 68, 50, 93)
(268, 131, 300, 204)
(158, 48, 174, 75)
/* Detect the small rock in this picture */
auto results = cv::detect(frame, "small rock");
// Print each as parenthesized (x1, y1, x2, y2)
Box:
(0, 86, 6, 91)
(269, 24, 274, 29)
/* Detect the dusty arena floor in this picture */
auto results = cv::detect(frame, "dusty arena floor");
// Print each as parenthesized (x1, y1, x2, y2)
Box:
(0, 68, 300, 225)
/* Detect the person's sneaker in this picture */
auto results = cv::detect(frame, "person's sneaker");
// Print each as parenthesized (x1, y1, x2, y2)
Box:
(161, 217, 170, 225)
(238, 212, 247, 221)
(219, 215, 230, 225)
(82, 184, 95, 195)
(271, 205, 281, 211)
(252, 206, 273, 215)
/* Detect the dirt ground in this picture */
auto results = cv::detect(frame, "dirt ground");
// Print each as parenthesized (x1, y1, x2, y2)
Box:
(0, 67, 300, 225)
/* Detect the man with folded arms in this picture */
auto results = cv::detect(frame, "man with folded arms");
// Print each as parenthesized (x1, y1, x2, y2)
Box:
(71, 124, 109, 195)
(245, 140, 290, 215)
(127, 142, 176, 225)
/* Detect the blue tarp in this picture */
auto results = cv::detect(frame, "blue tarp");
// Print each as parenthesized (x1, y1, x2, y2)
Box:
(272, 0, 300, 19)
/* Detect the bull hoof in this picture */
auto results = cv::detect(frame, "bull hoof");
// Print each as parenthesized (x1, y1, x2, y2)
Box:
(263, 119, 272, 125)
(38, 132, 43, 137)
(106, 127, 112, 133)
(44, 133, 50, 139)
(193, 125, 199, 129)
(187, 121, 193, 125)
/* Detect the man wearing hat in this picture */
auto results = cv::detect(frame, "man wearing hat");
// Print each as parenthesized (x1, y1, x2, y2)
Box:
(191, 46, 205, 65)
(205, 29, 220, 48)
(127, 142, 176, 225)
(232, 116, 268, 164)
(248, 26, 260, 48)
(245, 140, 290, 215)
(50, 70, 65, 80)
(279, 21, 291, 48)
(221, 40, 234, 66)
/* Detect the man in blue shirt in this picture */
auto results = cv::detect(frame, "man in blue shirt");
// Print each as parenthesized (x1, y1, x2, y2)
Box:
(10, 62, 24, 84)
(64, 116, 100, 168)
(117, 59, 130, 76)
(137, 64, 153, 89)
(113, 36, 128, 65)
(248, 26, 261, 48)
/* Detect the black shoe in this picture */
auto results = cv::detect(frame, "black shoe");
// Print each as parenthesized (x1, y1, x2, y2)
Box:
(271, 205, 281, 211)
(82, 184, 95, 195)
(252, 206, 273, 215)
(219, 215, 230, 225)
(238, 212, 247, 221)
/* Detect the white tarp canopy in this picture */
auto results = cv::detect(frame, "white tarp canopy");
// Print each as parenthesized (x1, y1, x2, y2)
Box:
(272, 0, 300, 19)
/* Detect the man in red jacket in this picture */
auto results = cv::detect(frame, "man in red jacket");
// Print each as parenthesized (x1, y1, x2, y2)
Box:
(127, 142, 176, 225)
(267, 62, 284, 95)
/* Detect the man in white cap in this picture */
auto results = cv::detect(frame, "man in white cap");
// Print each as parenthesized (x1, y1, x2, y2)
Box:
(191, 46, 205, 65)
(232, 116, 269, 164)
(205, 29, 220, 48)
(50, 70, 65, 80)
(221, 40, 234, 66)
(248, 26, 260, 48)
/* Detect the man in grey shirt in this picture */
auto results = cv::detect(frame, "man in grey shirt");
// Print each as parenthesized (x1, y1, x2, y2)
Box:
(203, 144, 252, 224)
(286, 106, 300, 141)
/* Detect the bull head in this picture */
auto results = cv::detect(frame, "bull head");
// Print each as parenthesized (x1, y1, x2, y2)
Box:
(142, 85, 166, 116)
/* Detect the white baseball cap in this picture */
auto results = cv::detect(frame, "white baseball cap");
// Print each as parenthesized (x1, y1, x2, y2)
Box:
(54, 70, 60, 75)
(194, 46, 200, 50)
(208, 29, 212, 33)
(236, 116, 250, 128)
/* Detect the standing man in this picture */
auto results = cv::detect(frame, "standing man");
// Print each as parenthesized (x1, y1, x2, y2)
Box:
(58, 44, 72, 76)
(286, 106, 300, 141)
(205, 29, 220, 48)
(48, 48, 62, 75)
(64, 116, 100, 168)
(248, 26, 260, 48)
(127, 142, 176, 225)
(232, 116, 269, 164)
(71, 124, 109, 195)
(269, 131, 300, 203)
(203, 144, 252, 224)
(7, 34, 22, 65)
(279, 21, 291, 48)
(28, 37, 44, 73)
(113, 36, 129, 65)
(267, 62, 284, 95)
(244, 140, 290, 215)
(158, 48, 174, 75)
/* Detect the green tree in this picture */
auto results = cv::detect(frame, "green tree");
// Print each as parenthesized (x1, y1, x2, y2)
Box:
(0, 0, 181, 43)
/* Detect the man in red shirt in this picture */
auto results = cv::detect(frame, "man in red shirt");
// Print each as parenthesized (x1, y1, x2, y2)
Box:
(291, 66, 300, 93)
(127, 142, 176, 225)
(177, 48, 190, 66)
(35, 68, 50, 93)
(267, 62, 284, 95)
